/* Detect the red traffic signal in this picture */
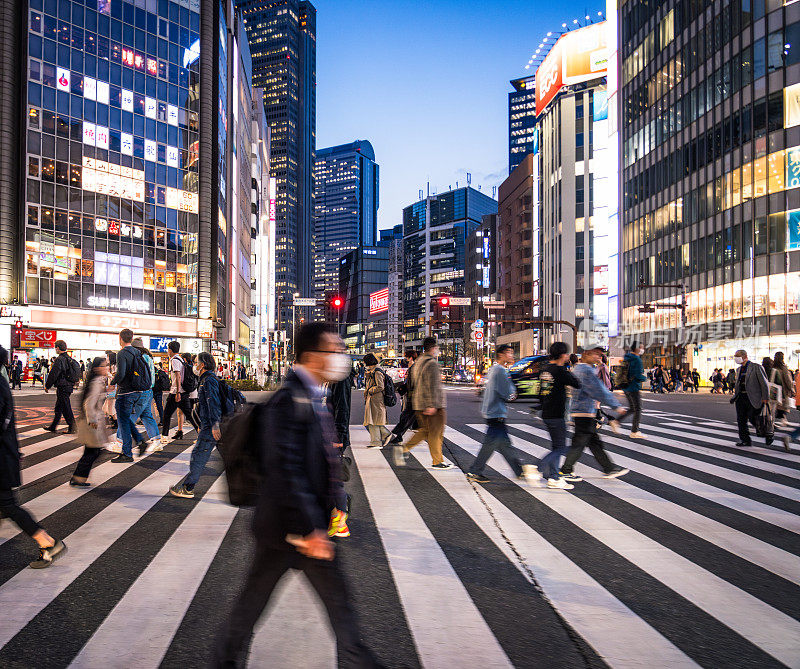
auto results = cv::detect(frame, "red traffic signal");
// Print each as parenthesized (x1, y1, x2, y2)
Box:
(331, 296, 344, 309)
(439, 296, 450, 307)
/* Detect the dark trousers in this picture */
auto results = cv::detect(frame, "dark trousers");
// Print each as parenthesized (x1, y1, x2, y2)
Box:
(735, 393, 760, 445)
(153, 390, 164, 423)
(624, 390, 642, 432)
(0, 487, 41, 537)
(11, 376, 21, 390)
(540, 417, 569, 480)
(73, 446, 102, 479)
(51, 387, 75, 428)
(391, 406, 417, 441)
(214, 544, 376, 668)
(561, 417, 615, 475)
(161, 393, 199, 436)
(469, 418, 523, 477)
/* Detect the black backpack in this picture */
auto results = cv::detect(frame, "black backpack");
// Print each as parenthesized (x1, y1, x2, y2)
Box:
(179, 357, 197, 393)
(127, 349, 151, 391)
(615, 359, 630, 389)
(153, 367, 171, 393)
(380, 369, 397, 407)
(64, 356, 81, 384)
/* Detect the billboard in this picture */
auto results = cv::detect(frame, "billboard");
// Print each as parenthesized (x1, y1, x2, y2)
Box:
(535, 22, 608, 116)
(369, 288, 389, 315)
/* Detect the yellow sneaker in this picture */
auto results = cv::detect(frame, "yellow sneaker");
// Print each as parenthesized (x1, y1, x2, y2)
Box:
(328, 509, 350, 538)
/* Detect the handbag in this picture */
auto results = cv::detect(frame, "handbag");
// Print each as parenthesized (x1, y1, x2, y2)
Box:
(755, 404, 774, 438)
(767, 368, 783, 405)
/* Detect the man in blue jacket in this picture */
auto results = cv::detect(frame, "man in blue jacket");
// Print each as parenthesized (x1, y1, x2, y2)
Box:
(621, 341, 647, 438)
(561, 342, 628, 482)
(169, 352, 230, 499)
(466, 344, 537, 483)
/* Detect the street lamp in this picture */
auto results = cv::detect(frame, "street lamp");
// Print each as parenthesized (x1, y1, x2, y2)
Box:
(292, 292, 300, 361)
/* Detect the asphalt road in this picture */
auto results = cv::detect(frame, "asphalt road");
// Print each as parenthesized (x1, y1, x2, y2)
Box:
(1, 384, 798, 668)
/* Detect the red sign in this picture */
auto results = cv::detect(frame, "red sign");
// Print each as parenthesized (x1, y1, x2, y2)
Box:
(19, 329, 57, 349)
(369, 288, 389, 315)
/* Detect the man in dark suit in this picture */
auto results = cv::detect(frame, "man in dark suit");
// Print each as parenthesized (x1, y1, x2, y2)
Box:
(214, 322, 377, 668)
(731, 349, 771, 447)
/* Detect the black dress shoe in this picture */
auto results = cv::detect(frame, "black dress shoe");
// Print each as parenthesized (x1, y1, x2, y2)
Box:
(69, 478, 91, 487)
(44, 425, 57, 433)
(735, 441, 753, 448)
(67, 426, 77, 434)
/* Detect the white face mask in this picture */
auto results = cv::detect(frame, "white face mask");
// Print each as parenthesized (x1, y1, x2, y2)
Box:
(324, 353, 352, 382)
(194, 364, 203, 376)
(734, 356, 744, 365)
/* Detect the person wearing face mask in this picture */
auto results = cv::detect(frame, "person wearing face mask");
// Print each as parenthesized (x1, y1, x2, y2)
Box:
(168, 352, 230, 498)
(362, 353, 391, 448)
(621, 341, 647, 438)
(731, 349, 771, 448)
(214, 322, 378, 668)
(394, 336, 451, 469)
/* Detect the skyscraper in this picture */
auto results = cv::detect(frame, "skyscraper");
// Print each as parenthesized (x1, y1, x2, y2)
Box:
(237, 0, 316, 330)
(313, 140, 379, 313)
(509, 75, 538, 173)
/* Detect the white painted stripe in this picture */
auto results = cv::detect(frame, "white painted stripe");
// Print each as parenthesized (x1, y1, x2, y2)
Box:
(407, 433, 699, 669)
(20, 434, 77, 457)
(504, 424, 800, 535)
(643, 423, 800, 463)
(20, 428, 50, 440)
(467, 425, 800, 586)
(247, 573, 337, 669)
(0, 444, 195, 647)
(351, 437, 513, 668)
(607, 425, 800, 480)
(69, 476, 238, 668)
(20, 445, 84, 482)
(452, 426, 800, 667)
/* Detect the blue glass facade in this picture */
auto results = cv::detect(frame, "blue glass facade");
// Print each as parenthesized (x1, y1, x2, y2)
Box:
(25, 0, 201, 317)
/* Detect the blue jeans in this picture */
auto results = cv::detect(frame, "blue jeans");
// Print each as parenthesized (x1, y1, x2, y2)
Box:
(115, 392, 143, 457)
(469, 418, 523, 477)
(185, 435, 217, 488)
(540, 417, 569, 480)
(131, 388, 160, 440)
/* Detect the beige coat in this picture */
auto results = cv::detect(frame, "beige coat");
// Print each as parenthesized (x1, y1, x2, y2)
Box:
(77, 375, 110, 448)
(363, 368, 386, 426)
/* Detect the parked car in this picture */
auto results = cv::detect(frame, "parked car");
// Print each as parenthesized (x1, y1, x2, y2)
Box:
(440, 367, 454, 382)
(452, 368, 473, 383)
(380, 357, 408, 383)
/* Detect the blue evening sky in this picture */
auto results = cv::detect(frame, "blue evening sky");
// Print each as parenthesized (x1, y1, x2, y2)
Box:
(314, 0, 604, 231)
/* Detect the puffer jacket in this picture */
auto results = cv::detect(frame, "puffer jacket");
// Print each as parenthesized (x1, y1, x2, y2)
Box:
(570, 363, 623, 417)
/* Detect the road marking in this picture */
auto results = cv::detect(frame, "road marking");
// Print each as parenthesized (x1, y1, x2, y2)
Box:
(352, 437, 513, 668)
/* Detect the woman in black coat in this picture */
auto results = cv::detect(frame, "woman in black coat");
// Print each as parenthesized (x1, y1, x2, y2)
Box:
(0, 345, 67, 568)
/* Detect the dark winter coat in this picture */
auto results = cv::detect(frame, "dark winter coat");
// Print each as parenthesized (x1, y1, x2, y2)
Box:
(0, 375, 21, 489)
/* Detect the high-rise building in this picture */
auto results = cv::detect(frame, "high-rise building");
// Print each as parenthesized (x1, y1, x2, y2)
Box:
(509, 75, 538, 173)
(237, 0, 316, 332)
(313, 140, 379, 316)
(615, 0, 800, 377)
(339, 245, 389, 354)
(3, 0, 260, 364)
(402, 187, 497, 346)
(379, 224, 403, 355)
(534, 22, 610, 349)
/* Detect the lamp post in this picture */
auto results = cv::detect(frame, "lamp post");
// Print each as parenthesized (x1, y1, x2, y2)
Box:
(292, 292, 299, 361)
(637, 281, 687, 367)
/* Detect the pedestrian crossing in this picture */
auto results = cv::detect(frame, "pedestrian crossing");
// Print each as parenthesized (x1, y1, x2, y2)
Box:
(0, 411, 798, 668)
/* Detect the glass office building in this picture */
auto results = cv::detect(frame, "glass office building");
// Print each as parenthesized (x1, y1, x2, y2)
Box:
(339, 245, 389, 354)
(402, 186, 497, 346)
(509, 75, 538, 174)
(617, 0, 800, 376)
(313, 139, 379, 318)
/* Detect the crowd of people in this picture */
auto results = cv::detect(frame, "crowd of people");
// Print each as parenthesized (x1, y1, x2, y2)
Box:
(3, 320, 800, 666)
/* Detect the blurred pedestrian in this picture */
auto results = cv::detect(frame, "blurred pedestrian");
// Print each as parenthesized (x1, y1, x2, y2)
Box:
(731, 350, 771, 448)
(108, 329, 150, 463)
(70, 357, 111, 487)
(394, 337, 450, 468)
(131, 338, 162, 456)
(214, 323, 377, 668)
(10, 356, 22, 390)
(383, 348, 419, 447)
(169, 352, 229, 499)
(466, 344, 534, 484)
(44, 340, 80, 434)
(363, 353, 391, 448)
(772, 351, 794, 426)
(328, 361, 354, 453)
(621, 341, 646, 438)
(0, 345, 67, 568)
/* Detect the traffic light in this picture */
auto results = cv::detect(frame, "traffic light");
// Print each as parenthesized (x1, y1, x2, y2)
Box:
(439, 296, 450, 307)
(331, 296, 344, 309)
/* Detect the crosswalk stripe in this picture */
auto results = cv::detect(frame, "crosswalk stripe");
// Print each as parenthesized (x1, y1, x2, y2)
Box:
(20, 434, 77, 457)
(396, 434, 700, 668)
(351, 442, 514, 668)
(20, 445, 84, 482)
(68, 475, 239, 668)
(612, 426, 800, 480)
(489, 424, 800, 586)
(0, 444, 195, 648)
(449, 426, 800, 667)
(503, 424, 800, 535)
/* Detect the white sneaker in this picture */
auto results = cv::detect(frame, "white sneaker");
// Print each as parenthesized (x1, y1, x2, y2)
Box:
(629, 431, 645, 439)
(145, 438, 163, 454)
(521, 464, 543, 486)
(547, 477, 575, 490)
(105, 441, 123, 454)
